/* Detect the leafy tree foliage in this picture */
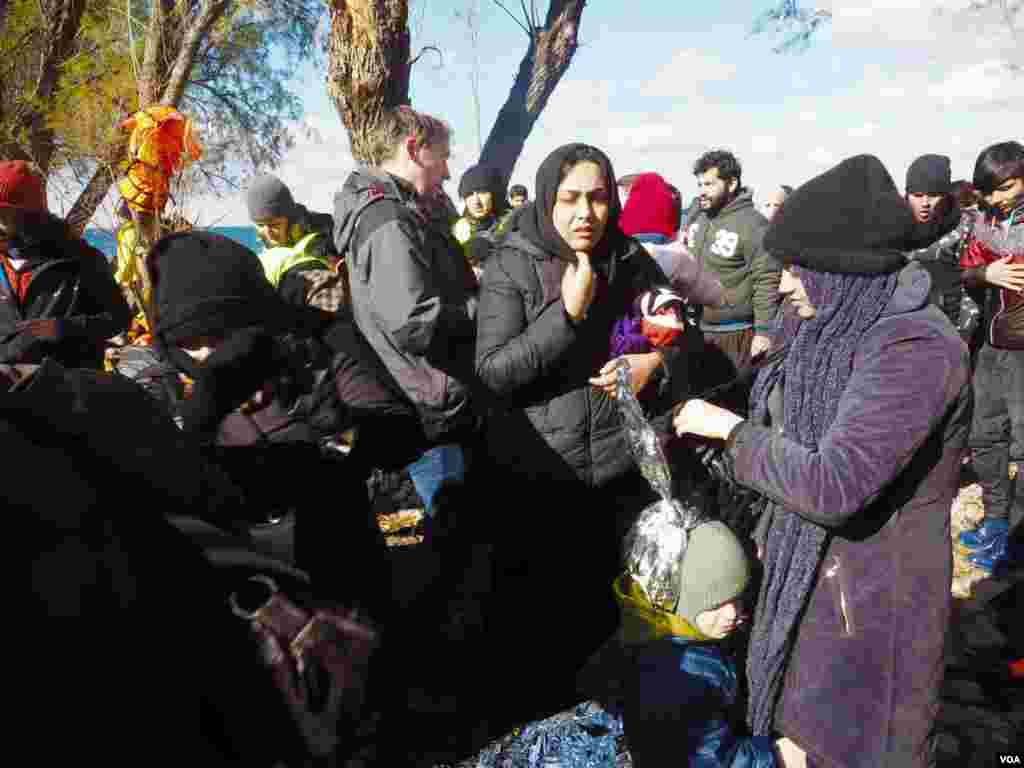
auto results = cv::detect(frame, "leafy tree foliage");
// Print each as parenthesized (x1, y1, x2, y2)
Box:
(748, 0, 832, 53)
(0, 1, 323, 229)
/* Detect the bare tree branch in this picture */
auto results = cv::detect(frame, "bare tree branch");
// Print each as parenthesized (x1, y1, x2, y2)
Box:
(161, 0, 231, 105)
(480, 0, 585, 186)
(409, 44, 443, 68)
(493, 0, 531, 36)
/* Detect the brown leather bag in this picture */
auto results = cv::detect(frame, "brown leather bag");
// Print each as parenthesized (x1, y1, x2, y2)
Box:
(230, 575, 379, 757)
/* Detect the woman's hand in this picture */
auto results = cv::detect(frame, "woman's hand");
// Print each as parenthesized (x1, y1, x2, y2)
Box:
(589, 353, 662, 396)
(774, 737, 807, 768)
(561, 252, 595, 322)
(750, 333, 772, 358)
(983, 255, 1024, 292)
(673, 398, 744, 441)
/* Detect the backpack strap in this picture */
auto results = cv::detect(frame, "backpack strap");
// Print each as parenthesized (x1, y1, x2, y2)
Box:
(343, 192, 404, 285)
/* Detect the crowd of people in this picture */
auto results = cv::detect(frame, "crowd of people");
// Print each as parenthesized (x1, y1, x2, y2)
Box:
(7, 106, 1022, 766)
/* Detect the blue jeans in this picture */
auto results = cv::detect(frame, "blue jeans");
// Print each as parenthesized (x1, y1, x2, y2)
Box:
(405, 443, 467, 517)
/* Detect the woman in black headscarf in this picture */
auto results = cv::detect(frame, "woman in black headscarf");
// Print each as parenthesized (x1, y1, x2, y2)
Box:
(673, 155, 970, 768)
(475, 144, 694, 704)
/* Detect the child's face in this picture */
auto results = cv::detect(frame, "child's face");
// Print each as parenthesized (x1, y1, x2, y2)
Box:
(695, 599, 745, 639)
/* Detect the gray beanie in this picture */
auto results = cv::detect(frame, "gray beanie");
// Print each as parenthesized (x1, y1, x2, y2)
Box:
(246, 174, 298, 221)
(673, 521, 751, 625)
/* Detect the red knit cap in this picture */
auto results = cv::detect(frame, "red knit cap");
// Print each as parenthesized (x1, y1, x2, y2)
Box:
(0, 161, 46, 211)
(618, 172, 677, 239)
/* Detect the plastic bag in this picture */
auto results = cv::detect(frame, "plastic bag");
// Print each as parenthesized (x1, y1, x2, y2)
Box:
(956, 293, 981, 336)
(614, 360, 703, 613)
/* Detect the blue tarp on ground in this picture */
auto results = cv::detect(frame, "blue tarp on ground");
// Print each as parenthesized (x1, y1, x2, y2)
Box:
(469, 701, 629, 768)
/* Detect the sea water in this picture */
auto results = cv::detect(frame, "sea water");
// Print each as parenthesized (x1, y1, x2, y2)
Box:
(84, 225, 261, 261)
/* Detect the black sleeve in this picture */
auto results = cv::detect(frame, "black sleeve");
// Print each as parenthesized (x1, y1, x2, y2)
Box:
(321, 318, 427, 470)
(277, 265, 315, 309)
(475, 249, 577, 396)
(63, 244, 132, 342)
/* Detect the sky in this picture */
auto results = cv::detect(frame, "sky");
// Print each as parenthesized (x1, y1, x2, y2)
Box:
(60, 0, 1022, 228)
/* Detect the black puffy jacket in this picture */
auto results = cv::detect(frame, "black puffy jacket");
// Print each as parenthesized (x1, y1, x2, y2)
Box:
(476, 230, 692, 488)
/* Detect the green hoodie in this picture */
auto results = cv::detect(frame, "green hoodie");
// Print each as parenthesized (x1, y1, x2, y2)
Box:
(685, 189, 780, 332)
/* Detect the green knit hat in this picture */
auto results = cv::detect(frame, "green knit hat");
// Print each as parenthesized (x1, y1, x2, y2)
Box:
(673, 521, 751, 624)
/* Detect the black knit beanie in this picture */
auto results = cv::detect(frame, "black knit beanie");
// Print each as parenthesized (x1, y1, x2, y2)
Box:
(458, 164, 502, 201)
(151, 231, 283, 347)
(906, 154, 952, 195)
(763, 154, 912, 274)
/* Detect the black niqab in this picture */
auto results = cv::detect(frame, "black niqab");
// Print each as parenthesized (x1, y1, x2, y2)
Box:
(519, 143, 626, 265)
(151, 232, 329, 351)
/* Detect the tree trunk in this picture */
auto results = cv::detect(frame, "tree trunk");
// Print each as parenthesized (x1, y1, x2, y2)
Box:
(28, 0, 89, 173)
(161, 1, 230, 105)
(66, 0, 230, 235)
(326, 0, 412, 165)
(139, 0, 177, 106)
(479, 0, 585, 188)
(65, 140, 127, 237)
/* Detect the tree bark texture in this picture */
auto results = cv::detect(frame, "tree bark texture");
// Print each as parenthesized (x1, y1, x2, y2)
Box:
(326, 0, 411, 165)
(27, 0, 88, 172)
(139, 0, 178, 106)
(479, 0, 585, 189)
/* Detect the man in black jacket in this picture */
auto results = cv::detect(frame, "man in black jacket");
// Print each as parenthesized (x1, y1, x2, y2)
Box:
(0, 161, 131, 368)
(901, 154, 973, 327)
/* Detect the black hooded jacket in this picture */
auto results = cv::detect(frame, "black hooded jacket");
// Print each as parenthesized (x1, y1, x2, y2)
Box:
(0, 211, 131, 368)
(902, 198, 969, 325)
(150, 231, 425, 471)
(475, 144, 691, 488)
(11, 359, 293, 764)
(334, 168, 479, 445)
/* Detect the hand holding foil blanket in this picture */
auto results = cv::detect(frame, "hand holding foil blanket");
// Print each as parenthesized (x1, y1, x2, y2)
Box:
(614, 360, 703, 613)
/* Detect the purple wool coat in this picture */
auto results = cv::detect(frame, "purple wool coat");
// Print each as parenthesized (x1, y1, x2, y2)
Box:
(727, 264, 972, 768)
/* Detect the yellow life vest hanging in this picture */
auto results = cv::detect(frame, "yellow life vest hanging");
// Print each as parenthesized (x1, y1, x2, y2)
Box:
(117, 106, 202, 214)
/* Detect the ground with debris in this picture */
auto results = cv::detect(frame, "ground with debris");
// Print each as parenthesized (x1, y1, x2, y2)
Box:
(362, 466, 1020, 768)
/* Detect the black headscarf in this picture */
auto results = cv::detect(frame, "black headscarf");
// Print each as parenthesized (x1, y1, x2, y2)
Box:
(745, 154, 904, 737)
(519, 143, 626, 265)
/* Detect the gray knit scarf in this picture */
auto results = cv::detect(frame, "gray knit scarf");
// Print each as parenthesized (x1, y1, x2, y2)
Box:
(745, 267, 898, 736)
